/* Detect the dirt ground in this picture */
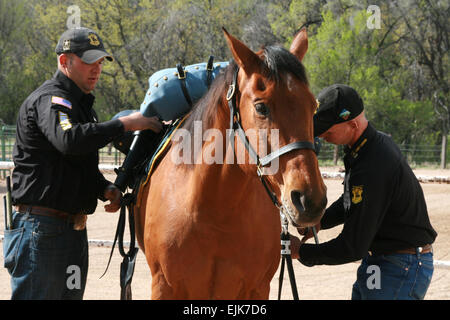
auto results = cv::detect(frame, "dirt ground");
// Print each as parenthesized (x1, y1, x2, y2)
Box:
(0, 167, 449, 300)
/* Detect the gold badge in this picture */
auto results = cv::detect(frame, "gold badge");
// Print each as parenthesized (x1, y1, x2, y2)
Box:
(63, 39, 71, 51)
(315, 99, 320, 114)
(88, 33, 100, 46)
(351, 185, 363, 204)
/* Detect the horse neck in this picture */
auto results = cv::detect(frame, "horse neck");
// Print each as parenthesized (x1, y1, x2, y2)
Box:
(188, 104, 260, 209)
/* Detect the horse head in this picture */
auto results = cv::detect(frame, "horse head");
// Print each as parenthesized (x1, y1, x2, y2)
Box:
(223, 28, 327, 227)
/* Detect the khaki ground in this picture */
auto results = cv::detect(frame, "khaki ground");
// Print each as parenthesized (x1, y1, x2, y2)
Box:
(1, 168, 449, 300)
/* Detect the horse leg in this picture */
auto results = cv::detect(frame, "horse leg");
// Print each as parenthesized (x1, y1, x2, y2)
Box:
(248, 280, 271, 299)
(150, 269, 177, 299)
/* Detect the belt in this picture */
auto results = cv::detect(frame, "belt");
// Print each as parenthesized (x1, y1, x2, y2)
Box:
(15, 204, 77, 223)
(369, 244, 433, 256)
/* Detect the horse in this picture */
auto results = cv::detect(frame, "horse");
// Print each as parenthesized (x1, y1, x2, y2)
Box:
(134, 28, 327, 299)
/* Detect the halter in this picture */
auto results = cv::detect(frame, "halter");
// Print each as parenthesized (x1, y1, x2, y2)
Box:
(227, 66, 319, 300)
(226, 66, 316, 210)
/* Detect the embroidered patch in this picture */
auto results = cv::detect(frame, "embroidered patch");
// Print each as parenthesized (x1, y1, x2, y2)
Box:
(88, 33, 100, 46)
(315, 99, 320, 114)
(52, 96, 72, 109)
(63, 39, 71, 51)
(351, 185, 363, 204)
(339, 108, 351, 120)
(58, 111, 72, 131)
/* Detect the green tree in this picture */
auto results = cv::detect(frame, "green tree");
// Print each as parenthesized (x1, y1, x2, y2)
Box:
(0, 0, 34, 124)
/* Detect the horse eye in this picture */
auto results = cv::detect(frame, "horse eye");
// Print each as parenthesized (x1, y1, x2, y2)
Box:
(255, 103, 269, 116)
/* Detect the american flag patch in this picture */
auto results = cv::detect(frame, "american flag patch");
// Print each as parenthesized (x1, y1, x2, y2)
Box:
(51, 96, 72, 109)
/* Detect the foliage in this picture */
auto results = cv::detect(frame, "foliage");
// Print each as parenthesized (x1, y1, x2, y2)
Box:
(0, 0, 448, 153)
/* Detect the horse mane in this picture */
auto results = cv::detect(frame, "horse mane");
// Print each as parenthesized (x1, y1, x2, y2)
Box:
(182, 46, 308, 136)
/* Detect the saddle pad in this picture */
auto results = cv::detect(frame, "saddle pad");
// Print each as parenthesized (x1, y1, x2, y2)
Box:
(141, 115, 188, 187)
(140, 61, 229, 120)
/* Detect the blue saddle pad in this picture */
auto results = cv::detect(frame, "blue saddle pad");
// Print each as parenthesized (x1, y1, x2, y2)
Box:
(140, 61, 229, 120)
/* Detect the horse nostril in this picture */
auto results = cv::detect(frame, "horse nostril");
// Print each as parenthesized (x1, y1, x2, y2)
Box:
(291, 190, 306, 213)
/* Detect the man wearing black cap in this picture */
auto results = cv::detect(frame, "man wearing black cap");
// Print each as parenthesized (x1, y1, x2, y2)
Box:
(3, 27, 162, 299)
(290, 84, 437, 300)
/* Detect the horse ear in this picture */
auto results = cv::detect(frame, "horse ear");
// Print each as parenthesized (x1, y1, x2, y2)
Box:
(290, 28, 308, 61)
(222, 27, 260, 74)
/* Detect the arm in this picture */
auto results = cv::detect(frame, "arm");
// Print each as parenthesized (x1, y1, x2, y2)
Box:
(297, 165, 397, 266)
(35, 96, 162, 155)
(35, 96, 124, 155)
(118, 111, 162, 132)
(320, 194, 346, 230)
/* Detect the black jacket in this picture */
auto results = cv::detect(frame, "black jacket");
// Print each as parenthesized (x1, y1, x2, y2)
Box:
(299, 123, 437, 266)
(12, 70, 124, 215)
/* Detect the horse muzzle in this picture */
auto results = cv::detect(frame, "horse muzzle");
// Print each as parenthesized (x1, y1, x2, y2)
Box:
(282, 190, 326, 227)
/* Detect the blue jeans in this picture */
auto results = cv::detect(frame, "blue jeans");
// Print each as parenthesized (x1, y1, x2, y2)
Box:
(352, 251, 434, 300)
(3, 210, 88, 300)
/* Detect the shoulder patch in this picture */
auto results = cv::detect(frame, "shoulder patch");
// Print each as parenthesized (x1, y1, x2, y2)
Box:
(58, 111, 73, 131)
(351, 185, 363, 204)
(52, 96, 72, 109)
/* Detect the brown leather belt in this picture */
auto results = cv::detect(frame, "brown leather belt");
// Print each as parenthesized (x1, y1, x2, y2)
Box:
(369, 244, 433, 256)
(15, 204, 77, 223)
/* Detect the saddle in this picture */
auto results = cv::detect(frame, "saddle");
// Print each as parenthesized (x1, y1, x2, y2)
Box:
(112, 57, 229, 192)
(140, 57, 229, 120)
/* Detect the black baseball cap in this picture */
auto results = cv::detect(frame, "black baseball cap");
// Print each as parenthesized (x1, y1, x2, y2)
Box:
(55, 27, 113, 64)
(313, 84, 364, 137)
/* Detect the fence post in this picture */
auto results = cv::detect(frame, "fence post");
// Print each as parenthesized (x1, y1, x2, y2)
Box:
(1, 126, 6, 179)
(442, 134, 448, 169)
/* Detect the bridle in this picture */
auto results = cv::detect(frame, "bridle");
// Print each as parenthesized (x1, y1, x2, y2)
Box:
(226, 65, 319, 300)
(226, 66, 316, 211)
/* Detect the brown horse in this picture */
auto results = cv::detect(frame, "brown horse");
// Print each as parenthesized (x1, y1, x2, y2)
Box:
(134, 29, 327, 299)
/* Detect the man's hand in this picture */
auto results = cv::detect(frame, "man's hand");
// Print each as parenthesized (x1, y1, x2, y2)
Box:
(119, 112, 163, 133)
(297, 223, 321, 243)
(291, 224, 321, 260)
(290, 234, 302, 260)
(104, 184, 122, 212)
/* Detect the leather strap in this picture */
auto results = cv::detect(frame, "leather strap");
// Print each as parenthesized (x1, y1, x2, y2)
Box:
(177, 63, 193, 107)
(101, 193, 138, 300)
(206, 55, 214, 88)
(260, 141, 315, 167)
(15, 204, 76, 222)
(278, 231, 299, 300)
(369, 244, 433, 256)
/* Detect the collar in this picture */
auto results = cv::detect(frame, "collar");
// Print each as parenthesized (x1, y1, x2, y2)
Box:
(53, 70, 95, 107)
(344, 122, 376, 164)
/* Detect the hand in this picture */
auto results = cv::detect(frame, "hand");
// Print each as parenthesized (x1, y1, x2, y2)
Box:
(290, 234, 302, 260)
(297, 223, 321, 243)
(103, 184, 122, 212)
(119, 112, 163, 133)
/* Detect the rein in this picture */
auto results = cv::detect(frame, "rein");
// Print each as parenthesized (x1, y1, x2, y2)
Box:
(101, 192, 139, 300)
(226, 66, 318, 300)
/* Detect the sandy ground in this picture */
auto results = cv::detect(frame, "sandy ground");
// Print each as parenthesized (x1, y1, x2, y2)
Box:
(0, 167, 449, 300)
